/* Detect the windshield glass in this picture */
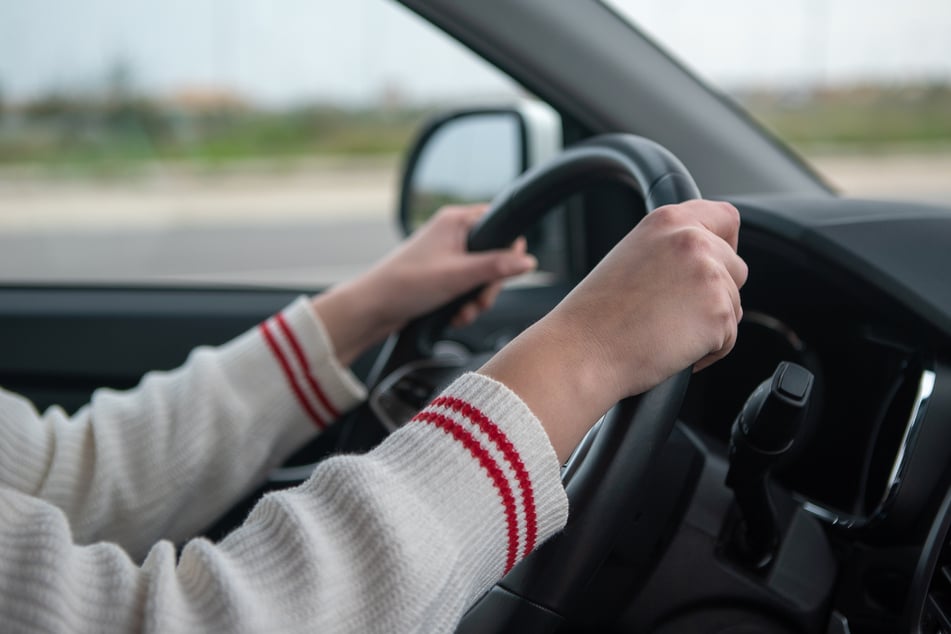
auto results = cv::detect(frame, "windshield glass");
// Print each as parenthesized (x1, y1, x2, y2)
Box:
(604, 0, 951, 204)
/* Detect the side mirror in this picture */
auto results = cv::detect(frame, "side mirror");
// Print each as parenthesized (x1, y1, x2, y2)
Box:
(398, 101, 562, 234)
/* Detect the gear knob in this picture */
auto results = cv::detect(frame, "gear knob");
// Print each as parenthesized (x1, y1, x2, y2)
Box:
(726, 361, 814, 569)
(733, 361, 813, 455)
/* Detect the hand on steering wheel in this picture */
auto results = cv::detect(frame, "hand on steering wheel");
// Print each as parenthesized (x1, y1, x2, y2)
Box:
(483, 198, 745, 461)
(356, 133, 745, 632)
(311, 204, 536, 367)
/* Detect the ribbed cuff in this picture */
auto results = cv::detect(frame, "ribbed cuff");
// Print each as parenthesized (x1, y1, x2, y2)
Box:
(256, 297, 367, 431)
(374, 372, 568, 592)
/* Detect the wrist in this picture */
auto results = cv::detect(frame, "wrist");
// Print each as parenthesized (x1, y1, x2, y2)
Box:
(311, 275, 398, 367)
(479, 315, 620, 462)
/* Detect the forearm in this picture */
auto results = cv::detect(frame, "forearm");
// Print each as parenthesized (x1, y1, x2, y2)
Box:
(0, 298, 365, 558)
(310, 274, 404, 367)
(479, 313, 621, 463)
(0, 373, 567, 633)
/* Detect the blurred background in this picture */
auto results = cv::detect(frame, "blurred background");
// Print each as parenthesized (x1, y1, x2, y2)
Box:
(0, 0, 949, 286)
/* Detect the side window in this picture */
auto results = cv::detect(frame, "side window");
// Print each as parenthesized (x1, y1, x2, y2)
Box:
(0, 0, 531, 287)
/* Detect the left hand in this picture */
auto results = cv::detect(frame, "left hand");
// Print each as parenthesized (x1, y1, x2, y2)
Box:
(371, 204, 537, 329)
(313, 204, 536, 365)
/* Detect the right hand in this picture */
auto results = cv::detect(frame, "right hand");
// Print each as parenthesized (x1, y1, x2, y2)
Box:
(480, 199, 747, 461)
(545, 199, 747, 402)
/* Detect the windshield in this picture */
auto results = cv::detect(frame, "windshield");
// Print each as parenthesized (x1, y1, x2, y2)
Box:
(604, 0, 951, 205)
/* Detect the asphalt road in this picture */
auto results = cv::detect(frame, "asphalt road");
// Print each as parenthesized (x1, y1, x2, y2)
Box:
(0, 219, 403, 288)
(0, 159, 402, 287)
(0, 152, 948, 287)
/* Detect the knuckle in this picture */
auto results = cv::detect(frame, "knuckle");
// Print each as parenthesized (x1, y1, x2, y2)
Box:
(721, 325, 738, 355)
(675, 227, 709, 257)
(714, 295, 735, 327)
(727, 210, 741, 235)
(703, 290, 737, 347)
(719, 201, 740, 222)
(720, 298, 739, 345)
(691, 255, 722, 289)
(652, 204, 685, 228)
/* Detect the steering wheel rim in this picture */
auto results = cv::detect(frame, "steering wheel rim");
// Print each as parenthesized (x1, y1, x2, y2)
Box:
(367, 133, 701, 379)
(360, 133, 705, 631)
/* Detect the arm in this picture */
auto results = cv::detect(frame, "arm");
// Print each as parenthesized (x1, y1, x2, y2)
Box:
(0, 205, 533, 558)
(0, 200, 744, 632)
(312, 203, 536, 365)
(482, 200, 747, 461)
(0, 372, 563, 633)
(0, 298, 367, 559)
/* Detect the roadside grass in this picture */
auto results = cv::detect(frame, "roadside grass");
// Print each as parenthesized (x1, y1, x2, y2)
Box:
(2, 83, 950, 180)
(740, 83, 951, 156)
(0, 105, 428, 179)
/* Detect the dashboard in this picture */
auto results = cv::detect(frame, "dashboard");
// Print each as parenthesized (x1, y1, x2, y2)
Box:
(676, 194, 951, 632)
(320, 192, 951, 632)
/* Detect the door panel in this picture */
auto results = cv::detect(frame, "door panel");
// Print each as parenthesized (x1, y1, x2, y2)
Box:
(0, 283, 569, 415)
(0, 286, 301, 412)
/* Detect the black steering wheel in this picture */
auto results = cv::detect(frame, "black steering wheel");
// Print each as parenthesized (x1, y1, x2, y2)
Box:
(361, 133, 703, 632)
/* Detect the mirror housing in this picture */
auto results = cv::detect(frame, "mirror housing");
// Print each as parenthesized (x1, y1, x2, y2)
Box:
(398, 101, 561, 235)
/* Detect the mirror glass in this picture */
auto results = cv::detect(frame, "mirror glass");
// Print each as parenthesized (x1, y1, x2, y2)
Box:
(404, 112, 522, 232)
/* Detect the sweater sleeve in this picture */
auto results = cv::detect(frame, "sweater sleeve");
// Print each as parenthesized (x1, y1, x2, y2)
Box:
(0, 373, 569, 633)
(0, 297, 366, 559)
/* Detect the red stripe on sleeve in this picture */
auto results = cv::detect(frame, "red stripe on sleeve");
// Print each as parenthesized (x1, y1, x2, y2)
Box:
(260, 321, 327, 430)
(412, 410, 521, 574)
(275, 313, 341, 421)
(432, 396, 538, 556)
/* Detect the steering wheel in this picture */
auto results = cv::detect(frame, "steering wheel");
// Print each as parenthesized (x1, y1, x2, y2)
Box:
(360, 133, 703, 632)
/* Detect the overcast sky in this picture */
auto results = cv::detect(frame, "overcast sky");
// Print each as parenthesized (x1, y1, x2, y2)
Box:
(610, 0, 951, 88)
(2, 0, 950, 106)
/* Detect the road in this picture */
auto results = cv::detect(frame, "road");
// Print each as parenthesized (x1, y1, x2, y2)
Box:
(0, 152, 948, 287)
(810, 152, 951, 205)
(0, 158, 402, 286)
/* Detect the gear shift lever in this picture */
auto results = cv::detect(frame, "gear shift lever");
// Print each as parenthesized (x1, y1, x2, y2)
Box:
(726, 361, 814, 569)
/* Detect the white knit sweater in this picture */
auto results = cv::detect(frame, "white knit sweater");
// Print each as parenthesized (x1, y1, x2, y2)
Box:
(0, 298, 569, 633)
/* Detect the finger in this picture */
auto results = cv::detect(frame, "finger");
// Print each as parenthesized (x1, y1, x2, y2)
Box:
(675, 200, 741, 251)
(692, 314, 739, 373)
(448, 249, 537, 289)
(476, 281, 503, 312)
(458, 202, 492, 228)
(450, 275, 506, 328)
(709, 236, 749, 289)
(726, 272, 743, 323)
(693, 353, 720, 373)
(692, 266, 743, 374)
(450, 302, 480, 329)
(732, 253, 749, 290)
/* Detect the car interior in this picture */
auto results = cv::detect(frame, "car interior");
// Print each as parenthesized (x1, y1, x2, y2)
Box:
(2, 1, 950, 632)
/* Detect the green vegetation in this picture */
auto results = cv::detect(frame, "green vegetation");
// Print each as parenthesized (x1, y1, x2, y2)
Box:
(0, 96, 431, 177)
(739, 82, 951, 154)
(2, 82, 950, 178)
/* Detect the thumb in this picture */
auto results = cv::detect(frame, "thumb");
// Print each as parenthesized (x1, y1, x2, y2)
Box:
(449, 248, 537, 290)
